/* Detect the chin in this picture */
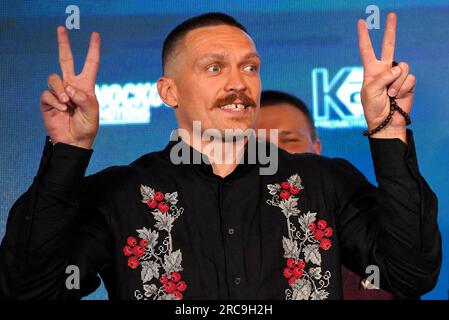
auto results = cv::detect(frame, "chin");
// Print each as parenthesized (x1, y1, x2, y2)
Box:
(222, 120, 254, 133)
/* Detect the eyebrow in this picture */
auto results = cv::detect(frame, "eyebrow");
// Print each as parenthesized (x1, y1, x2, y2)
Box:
(242, 52, 261, 60)
(279, 130, 306, 137)
(194, 52, 261, 65)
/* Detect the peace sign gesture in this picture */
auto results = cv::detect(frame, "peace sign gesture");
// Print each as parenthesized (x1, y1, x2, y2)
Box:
(40, 26, 101, 149)
(358, 13, 415, 142)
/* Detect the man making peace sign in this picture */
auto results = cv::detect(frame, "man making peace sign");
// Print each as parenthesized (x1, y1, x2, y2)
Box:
(0, 13, 441, 300)
(357, 13, 414, 143)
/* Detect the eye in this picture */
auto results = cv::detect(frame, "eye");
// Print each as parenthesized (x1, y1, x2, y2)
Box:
(207, 65, 221, 73)
(244, 65, 258, 72)
(282, 138, 300, 144)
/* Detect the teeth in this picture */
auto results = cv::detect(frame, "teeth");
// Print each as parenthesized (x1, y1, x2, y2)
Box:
(221, 104, 246, 110)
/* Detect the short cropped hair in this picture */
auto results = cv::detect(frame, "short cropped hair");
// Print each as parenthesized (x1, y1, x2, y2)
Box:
(162, 12, 248, 72)
(260, 90, 317, 141)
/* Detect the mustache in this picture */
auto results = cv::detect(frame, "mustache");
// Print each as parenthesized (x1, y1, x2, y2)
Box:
(214, 92, 256, 109)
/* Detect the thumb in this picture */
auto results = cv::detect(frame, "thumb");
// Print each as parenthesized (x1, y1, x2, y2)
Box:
(368, 66, 402, 94)
(65, 85, 93, 109)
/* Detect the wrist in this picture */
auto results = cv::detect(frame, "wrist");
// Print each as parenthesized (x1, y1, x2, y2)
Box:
(72, 140, 94, 149)
(50, 137, 94, 150)
(367, 112, 408, 143)
(369, 124, 407, 143)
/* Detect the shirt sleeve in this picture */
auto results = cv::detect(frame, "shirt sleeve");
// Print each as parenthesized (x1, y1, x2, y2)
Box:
(0, 137, 112, 299)
(333, 130, 442, 298)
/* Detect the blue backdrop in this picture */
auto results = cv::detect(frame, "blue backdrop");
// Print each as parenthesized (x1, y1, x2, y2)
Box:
(1, 0, 448, 300)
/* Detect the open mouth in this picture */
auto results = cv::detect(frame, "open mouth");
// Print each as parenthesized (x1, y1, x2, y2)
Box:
(220, 103, 248, 110)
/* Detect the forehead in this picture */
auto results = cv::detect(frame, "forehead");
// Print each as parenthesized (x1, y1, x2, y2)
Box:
(182, 24, 258, 59)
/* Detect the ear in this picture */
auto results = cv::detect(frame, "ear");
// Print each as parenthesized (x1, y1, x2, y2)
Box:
(157, 77, 178, 109)
(314, 139, 322, 155)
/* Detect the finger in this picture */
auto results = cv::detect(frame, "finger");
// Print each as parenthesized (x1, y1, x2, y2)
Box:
(387, 62, 409, 97)
(81, 32, 101, 81)
(40, 90, 67, 112)
(357, 19, 377, 66)
(47, 73, 70, 103)
(57, 26, 75, 78)
(396, 74, 416, 99)
(381, 12, 397, 62)
(365, 66, 402, 96)
(65, 85, 90, 108)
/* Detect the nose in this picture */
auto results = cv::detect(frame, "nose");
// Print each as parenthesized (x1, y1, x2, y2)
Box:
(224, 67, 247, 93)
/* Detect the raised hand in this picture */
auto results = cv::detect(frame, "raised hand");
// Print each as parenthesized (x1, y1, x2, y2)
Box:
(358, 13, 415, 142)
(40, 26, 101, 149)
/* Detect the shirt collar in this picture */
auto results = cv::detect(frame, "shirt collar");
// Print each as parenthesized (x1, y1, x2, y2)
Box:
(161, 134, 276, 180)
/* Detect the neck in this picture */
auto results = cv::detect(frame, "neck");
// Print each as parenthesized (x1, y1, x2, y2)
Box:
(212, 162, 239, 178)
(180, 129, 248, 178)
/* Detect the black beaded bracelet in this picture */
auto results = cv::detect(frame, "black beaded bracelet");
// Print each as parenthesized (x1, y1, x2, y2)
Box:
(362, 61, 411, 137)
(362, 97, 411, 136)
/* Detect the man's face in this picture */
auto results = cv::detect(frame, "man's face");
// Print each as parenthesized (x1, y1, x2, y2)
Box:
(165, 25, 261, 136)
(255, 103, 321, 155)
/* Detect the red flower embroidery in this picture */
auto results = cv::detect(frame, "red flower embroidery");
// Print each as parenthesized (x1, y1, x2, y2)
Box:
(289, 186, 300, 195)
(164, 281, 177, 294)
(292, 267, 304, 279)
(283, 267, 293, 278)
(124, 235, 148, 268)
(132, 246, 145, 257)
(144, 189, 172, 214)
(308, 222, 316, 231)
(315, 220, 333, 250)
(130, 185, 186, 300)
(281, 181, 291, 190)
(139, 239, 149, 248)
(324, 227, 333, 238)
(160, 275, 169, 285)
(154, 191, 164, 201)
(160, 272, 187, 298)
(284, 258, 306, 284)
(128, 256, 139, 269)
(177, 281, 187, 292)
(158, 201, 170, 213)
(146, 199, 157, 208)
(314, 229, 325, 240)
(317, 219, 327, 230)
(320, 238, 332, 251)
(267, 175, 333, 299)
(171, 272, 181, 282)
(279, 190, 291, 199)
(127, 236, 137, 247)
(122, 245, 133, 257)
(286, 258, 296, 269)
